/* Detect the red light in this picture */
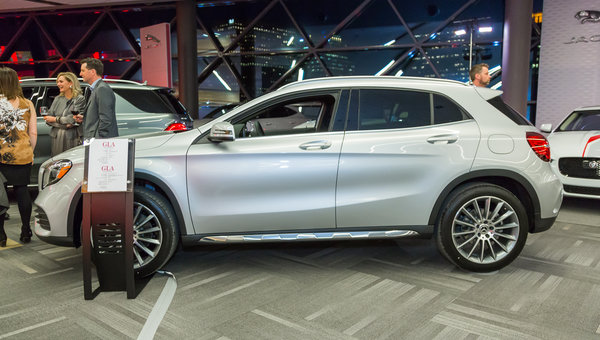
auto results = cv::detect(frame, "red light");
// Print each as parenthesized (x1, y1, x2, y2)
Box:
(93, 52, 100, 59)
(582, 135, 600, 157)
(526, 132, 550, 162)
(165, 123, 188, 132)
(122, 10, 129, 12)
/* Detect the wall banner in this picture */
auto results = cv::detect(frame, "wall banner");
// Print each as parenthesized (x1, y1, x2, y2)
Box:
(537, 0, 600, 127)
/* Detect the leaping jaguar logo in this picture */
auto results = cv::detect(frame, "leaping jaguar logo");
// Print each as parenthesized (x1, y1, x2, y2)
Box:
(575, 10, 600, 24)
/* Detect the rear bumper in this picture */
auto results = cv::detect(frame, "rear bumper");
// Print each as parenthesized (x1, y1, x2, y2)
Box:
(531, 214, 558, 233)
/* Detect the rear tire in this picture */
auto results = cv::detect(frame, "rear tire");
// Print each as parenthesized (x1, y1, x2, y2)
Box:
(435, 182, 528, 272)
(133, 186, 179, 277)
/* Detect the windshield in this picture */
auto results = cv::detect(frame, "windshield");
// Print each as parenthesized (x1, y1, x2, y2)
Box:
(557, 110, 600, 131)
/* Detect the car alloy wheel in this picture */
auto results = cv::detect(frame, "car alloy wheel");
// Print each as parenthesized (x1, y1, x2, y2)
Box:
(451, 196, 519, 264)
(436, 183, 528, 272)
(132, 186, 179, 277)
(133, 201, 163, 270)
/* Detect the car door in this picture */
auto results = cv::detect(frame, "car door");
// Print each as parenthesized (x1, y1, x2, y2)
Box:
(186, 90, 348, 234)
(336, 88, 481, 228)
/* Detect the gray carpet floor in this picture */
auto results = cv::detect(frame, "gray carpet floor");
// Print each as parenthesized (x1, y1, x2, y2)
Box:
(0, 197, 598, 339)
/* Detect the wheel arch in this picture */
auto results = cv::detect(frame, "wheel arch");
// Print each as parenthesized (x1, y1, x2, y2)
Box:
(133, 172, 186, 237)
(67, 172, 187, 247)
(428, 170, 539, 232)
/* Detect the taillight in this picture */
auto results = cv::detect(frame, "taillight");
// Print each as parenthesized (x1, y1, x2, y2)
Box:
(165, 123, 188, 131)
(526, 132, 550, 162)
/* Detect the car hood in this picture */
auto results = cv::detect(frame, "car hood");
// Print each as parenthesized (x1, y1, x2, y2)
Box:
(50, 131, 177, 163)
(548, 130, 600, 158)
(123, 131, 177, 150)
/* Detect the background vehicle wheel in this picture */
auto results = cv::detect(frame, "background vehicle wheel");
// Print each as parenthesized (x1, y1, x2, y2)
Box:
(435, 182, 528, 272)
(133, 186, 179, 277)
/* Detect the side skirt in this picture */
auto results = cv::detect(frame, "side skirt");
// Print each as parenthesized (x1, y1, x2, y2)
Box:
(181, 225, 433, 247)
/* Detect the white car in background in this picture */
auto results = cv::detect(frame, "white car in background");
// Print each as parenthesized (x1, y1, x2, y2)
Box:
(541, 106, 600, 199)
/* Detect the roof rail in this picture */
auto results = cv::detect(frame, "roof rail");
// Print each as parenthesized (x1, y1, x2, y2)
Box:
(20, 77, 147, 86)
(278, 75, 469, 90)
(19, 78, 56, 82)
(103, 79, 147, 85)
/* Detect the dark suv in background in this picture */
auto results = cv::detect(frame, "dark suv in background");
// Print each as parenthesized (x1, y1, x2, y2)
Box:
(20, 78, 193, 184)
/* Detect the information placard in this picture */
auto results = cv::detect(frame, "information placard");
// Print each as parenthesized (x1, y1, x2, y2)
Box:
(85, 139, 130, 192)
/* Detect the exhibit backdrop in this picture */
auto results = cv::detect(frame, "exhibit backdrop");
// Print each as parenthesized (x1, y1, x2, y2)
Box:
(537, 0, 600, 128)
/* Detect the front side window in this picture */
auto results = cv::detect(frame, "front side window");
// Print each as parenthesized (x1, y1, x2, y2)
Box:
(557, 110, 600, 131)
(232, 94, 336, 138)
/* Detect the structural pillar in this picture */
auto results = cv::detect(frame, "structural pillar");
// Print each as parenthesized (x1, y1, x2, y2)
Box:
(501, 0, 533, 116)
(176, 0, 198, 119)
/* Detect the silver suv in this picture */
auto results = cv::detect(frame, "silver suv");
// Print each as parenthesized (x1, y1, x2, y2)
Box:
(20, 78, 193, 184)
(33, 76, 563, 277)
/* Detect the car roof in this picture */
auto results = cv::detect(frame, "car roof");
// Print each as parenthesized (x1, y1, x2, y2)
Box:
(19, 78, 166, 90)
(573, 105, 600, 111)
(278, 76, 470, 91)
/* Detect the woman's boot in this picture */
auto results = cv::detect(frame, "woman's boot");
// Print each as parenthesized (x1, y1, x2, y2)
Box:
(0, 223, 6, 247)
(20, 225, 32, 243)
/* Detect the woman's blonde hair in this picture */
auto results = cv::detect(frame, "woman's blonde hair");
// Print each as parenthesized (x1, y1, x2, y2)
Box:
(56, 72, 82, 98)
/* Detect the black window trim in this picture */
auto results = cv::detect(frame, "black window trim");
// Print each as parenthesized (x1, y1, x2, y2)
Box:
(229, 89, 342, 130)
(349, 86, 473, 132)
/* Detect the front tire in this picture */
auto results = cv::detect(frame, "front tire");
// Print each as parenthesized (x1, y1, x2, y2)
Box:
(133, 186, 179, 277)
(435, 183, 528, 272)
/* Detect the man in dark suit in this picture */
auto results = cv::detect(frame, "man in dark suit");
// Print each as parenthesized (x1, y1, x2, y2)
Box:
(74, 58, 118, 139)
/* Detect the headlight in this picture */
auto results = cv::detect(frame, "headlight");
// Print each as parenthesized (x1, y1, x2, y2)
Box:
(41, 160, 72, 189)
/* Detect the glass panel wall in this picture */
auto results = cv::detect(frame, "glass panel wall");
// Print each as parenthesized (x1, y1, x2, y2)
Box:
(0, 0, 542, 120)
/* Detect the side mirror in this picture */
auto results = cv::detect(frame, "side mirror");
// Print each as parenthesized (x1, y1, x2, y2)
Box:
(540, 123, 553, 133)
(208, 121, 236, 142)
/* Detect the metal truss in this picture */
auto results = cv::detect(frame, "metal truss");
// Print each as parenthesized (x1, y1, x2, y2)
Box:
(0, 3, 175, 79)
(0, 0, 508, 99)
(196, 0, 481, 99)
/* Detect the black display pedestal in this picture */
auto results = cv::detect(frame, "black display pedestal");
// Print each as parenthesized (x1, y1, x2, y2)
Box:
(81, 139, 136, 300)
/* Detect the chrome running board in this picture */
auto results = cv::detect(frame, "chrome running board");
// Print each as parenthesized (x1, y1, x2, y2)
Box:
(198, 230, 419, 243)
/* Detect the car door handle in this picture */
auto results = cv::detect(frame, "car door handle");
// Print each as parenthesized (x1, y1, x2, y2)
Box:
(299, 140, 332, 150)
(427, 134, 458, 144)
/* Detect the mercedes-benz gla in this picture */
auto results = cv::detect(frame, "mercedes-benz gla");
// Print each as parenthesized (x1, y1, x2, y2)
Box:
(34, 76, 563, 277)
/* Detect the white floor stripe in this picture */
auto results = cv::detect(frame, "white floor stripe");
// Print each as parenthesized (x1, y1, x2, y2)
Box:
(180, 271, 234, 291)
(34, 267, 74, 278)
(56, 254, 81, 261)
(13, 262, 37, 274)
(252, 309, 307, 332)
(344, 314, 377, 335)
(0, 316, 66, 339)
(204, 277, 269, 302)
(38, 247, 72, 255)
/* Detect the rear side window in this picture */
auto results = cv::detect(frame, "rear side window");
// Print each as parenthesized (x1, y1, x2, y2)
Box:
(114, 88, 176, 114)
(557, 110, 600, 131)
(487, 96, 531, 126)
(357, 89, 467, 131)
(433, 94, 468, 124)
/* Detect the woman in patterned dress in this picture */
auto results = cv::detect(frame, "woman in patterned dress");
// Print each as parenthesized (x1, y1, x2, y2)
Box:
(0, 67, 37, 246)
